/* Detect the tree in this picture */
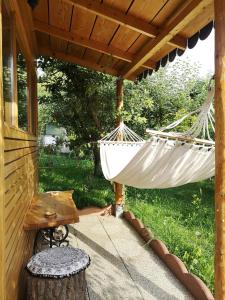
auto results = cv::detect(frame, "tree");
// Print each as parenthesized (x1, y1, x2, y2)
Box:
(38, 57, 211, 175)
(38, 58, 116, 175)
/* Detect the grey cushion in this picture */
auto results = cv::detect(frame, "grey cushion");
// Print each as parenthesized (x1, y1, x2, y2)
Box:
(26, 247, 90, 278)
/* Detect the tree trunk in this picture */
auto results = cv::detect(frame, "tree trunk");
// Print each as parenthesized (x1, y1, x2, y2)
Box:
(26, 270, 87, 300)
(92, 143, 102, 177)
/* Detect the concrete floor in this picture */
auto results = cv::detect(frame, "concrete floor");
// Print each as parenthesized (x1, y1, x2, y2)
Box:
(68, 215, 194, 300)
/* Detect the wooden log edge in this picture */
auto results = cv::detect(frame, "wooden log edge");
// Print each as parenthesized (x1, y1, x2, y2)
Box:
(123, 210, 214, 300)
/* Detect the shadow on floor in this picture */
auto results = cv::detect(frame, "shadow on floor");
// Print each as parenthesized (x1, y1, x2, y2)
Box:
(69, 225, 184, 300)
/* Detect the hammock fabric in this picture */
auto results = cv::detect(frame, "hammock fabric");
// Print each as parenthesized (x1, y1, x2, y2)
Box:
(99, 82, 215, 189)
(100, 136, 214, 189)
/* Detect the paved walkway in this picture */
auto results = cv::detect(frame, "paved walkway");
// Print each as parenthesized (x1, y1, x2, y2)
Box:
(68, 215, 193, 300)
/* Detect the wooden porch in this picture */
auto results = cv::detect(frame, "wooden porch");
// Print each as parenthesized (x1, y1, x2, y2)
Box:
(1, 0, 225, 299)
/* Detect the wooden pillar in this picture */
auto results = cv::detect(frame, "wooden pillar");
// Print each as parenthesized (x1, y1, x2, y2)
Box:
(0, 1, 6, 299)
(214, 1, 225, 298)
(114, 78, 124, 215)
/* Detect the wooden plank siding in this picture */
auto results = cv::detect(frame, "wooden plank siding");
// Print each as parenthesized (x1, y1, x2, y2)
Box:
(0, 1, 39, 299)
(3, 128, 38, 300)
(0, 1, 6, 299)
(3, 128, 37, 300)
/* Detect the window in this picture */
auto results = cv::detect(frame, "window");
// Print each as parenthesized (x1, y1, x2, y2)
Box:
(2, 3, 13, 124)
(17, 45, 28, 131)
(2, 0, 37, 134)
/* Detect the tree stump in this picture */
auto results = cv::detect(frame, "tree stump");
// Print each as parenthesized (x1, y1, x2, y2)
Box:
(26, 247, 90, 300)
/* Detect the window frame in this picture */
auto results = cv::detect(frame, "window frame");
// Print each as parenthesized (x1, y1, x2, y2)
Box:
(2, 0, 37, 136)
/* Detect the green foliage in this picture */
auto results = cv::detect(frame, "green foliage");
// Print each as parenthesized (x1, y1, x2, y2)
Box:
(38, 58, 211, 170)
(39, 156, 113, 209)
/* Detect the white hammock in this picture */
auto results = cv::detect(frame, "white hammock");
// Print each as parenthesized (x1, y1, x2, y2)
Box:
(99, 84, 215, 189)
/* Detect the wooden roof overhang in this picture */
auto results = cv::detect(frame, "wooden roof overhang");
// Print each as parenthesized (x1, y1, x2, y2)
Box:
(24, 0, 214, 80)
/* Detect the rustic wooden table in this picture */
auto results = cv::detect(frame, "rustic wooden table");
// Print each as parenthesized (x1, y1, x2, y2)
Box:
(24, 190, 79, 252)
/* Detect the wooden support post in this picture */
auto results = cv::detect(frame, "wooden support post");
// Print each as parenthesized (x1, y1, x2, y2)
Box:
(215, 0, 225, 298)
(114, 78, 124, 217)
(0, 1, 6, 298)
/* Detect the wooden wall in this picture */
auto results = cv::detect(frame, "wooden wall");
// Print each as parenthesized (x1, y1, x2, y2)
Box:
(0, 1, 38, 299)
(4, 125, 38, 299)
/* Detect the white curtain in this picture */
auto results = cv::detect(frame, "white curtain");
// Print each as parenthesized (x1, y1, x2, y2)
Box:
(100, 137, 215, 189)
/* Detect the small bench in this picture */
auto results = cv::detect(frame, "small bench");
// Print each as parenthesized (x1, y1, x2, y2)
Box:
(24, 191, 79, 252)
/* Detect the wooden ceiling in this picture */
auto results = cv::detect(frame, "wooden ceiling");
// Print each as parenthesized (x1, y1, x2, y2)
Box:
(26, 0, 214, 80)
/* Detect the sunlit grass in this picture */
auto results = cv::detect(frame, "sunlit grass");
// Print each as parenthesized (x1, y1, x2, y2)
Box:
(39, 156, 114, 208)
(125, 181, 214, 292)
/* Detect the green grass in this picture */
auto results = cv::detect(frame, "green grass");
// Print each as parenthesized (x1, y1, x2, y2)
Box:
(39, 155, 113, 209)
(39, 155, 214, 292)
(125, 181, 214, 292)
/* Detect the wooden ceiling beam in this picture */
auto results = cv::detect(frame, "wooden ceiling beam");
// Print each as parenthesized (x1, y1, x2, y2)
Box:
(7, 0, 34, 60)
(120, 0, 212, 79)
(18, 0, 38, 57)
(34, 20, 156, 69)
(39, 47, 119, 77)
(63, 0, 186, 50)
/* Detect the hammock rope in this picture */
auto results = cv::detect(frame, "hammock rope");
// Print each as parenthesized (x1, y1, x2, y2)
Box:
(100, 122, 144, 143)
(158, 86, 215, 141)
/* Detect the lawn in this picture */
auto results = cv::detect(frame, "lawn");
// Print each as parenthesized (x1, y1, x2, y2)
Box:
(125, 182, 214, 292)
(39, 154, 114, 209)
(39, 154, 214, 292)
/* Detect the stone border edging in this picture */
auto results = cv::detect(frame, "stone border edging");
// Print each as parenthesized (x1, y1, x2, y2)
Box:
(123, 210, 214, 300)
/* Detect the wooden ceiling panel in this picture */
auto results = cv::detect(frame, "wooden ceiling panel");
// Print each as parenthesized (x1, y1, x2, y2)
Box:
(83, 48, 102, 64)
(181, 2, 214, 37)
(49, 0, 73, 53)
(36, 32, 50, 50)
(151, 0, 184, 26)
(127, 36, 150, 55)
(49, 0, 73, 30)
(105, 0, 132, 11)
(67, 43, 85, 58)
(110, 29, 140, 52)
(126, 0, 184, 57)
(90, 0, 132, 45)
(109, 0, 167, 52)
(33, 0, 48, 23)
(127, 0, 168, 22)
(113, 60, 129, 72)
(50, 37, 68, 53)
(98, 54, 119, 69)
(70, 6, 96, 38)
(90, 17, 117, 44)
(120, 0, 213, 79)
(33, 0, 214, 80)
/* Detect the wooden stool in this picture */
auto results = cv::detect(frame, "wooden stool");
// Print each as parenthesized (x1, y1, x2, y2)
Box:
(26, 247, 90, 300)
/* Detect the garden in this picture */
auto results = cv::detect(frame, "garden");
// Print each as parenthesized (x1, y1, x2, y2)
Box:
(38, 56, 214, 292)
(39, 155, 214, 291)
